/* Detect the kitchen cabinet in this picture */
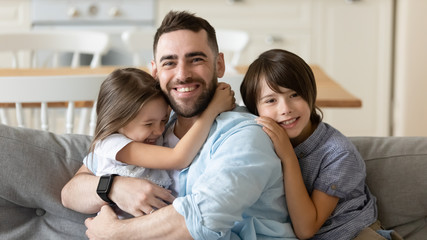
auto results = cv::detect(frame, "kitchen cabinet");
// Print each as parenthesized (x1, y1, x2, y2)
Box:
(157, 0, 315, 65)
(157, 0, 394, 136)
(312, 0, 393, 136)
(0, 0, 31, 68)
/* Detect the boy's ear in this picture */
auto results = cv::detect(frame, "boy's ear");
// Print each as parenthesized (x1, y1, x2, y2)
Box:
(216, 52, 226, 78)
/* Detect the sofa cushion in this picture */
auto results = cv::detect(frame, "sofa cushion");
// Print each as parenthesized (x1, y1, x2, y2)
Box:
(350, 137, 427, 240)
(0, 124, 92, 239)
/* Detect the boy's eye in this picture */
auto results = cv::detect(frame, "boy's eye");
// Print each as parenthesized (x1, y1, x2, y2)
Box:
(266, 98, 276, 103)
(290, 93, 299, 98)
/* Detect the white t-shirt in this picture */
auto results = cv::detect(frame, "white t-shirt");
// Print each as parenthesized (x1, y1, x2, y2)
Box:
(84, 133, 172, 188)
(163, 123, 181, 197)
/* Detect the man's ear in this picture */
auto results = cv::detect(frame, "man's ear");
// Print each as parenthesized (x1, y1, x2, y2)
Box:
(216, 52, 226, 78)
(151, 60, 158, 79)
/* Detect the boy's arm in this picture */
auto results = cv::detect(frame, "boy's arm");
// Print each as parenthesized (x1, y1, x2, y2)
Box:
(116, 82, 235, 169)
(256, 116, 339, 239)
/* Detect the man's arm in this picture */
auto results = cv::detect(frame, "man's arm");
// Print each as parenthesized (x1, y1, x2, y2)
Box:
(61, 165, 175, 216)
(61, 165, 105, 214)
(85, 204, 192, 240)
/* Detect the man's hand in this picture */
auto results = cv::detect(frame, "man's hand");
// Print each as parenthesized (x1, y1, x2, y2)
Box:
(85, 205, 122, 240)
(85, 205, 193, 240)
(61, 165, 175, 215)
(111, 176, 176, 216)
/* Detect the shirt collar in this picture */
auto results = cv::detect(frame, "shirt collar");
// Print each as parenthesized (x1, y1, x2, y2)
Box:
(294, 122, 327, 159)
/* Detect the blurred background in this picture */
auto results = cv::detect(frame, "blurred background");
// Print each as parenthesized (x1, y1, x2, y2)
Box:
(0, 0, 426, 137)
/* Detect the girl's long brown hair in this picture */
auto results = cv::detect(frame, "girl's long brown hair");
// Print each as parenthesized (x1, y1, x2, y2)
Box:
(89, 68, 165, 153)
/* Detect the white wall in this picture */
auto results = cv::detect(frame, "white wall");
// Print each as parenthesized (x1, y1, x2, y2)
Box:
(393, 0, 427, 136)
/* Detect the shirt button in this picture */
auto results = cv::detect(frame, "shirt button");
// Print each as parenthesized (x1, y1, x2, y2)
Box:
(331, 185, 337, 190)
(35, 208, 46, 216)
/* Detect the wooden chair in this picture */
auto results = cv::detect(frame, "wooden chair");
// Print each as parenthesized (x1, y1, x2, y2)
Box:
(0, 30, 111, 69)
(121, 28, 155, 68)
(216, 29, 249, 72)
(121, 28, 250, 73)
(0, 74, 105, 135)
(0, 30, 110, 134)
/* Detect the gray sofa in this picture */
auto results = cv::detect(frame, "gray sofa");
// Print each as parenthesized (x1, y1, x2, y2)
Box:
(0, 124, 426, 240)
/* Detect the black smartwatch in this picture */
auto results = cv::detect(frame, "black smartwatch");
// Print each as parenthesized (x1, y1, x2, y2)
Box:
(96, 174, 117, 204)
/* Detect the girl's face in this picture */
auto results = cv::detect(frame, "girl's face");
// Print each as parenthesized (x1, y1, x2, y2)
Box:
(118, 97, 169, 144)
(256, 77, 313, 145)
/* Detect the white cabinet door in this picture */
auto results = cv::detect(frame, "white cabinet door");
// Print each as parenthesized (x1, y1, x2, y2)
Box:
(157, 0, 314, 65)
(312, 0, 393, 136)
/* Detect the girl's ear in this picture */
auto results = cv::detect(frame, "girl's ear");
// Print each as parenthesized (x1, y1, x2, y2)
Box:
(216, 53, 225, 78)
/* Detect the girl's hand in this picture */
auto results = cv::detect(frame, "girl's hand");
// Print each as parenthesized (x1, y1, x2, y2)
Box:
(256, 116, 294, 163)
(208, 82, 236, 116)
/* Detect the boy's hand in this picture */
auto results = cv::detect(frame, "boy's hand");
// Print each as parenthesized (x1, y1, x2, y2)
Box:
(256, 116, 294, 162)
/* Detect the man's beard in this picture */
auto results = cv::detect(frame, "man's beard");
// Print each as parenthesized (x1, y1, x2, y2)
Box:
(161, 76, 218, 118)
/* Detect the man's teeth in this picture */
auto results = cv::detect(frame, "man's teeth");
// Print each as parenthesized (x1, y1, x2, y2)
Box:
(283, 118, 296, 125)
(176, 86, 195, 92)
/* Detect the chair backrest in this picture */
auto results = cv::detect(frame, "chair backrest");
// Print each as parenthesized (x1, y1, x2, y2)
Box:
(0, 74, 105, 135)
(121, 28, 155, 68)
(0, 30, 111, 68)
(216, 29, 250, 69)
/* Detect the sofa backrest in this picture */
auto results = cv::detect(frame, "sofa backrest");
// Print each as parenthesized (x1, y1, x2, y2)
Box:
(0, 124, 92, 239)
(350, 137, 427, 240)
(1, 124, 426, 239)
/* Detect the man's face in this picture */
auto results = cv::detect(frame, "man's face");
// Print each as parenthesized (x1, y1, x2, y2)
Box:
(152, 29, 225, 118)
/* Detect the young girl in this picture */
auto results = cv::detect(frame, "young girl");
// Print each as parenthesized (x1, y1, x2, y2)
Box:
(84, 68, 235, 218)
(240, 49, 400, 240)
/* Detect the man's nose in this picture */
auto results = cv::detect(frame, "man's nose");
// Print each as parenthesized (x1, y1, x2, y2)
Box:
(176, 62, 192, 81)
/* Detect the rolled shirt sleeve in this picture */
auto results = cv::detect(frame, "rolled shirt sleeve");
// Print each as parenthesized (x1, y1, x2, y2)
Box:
(173, 111, 296, 239)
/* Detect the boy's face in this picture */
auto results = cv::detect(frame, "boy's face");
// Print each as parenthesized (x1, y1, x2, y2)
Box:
(256, 78, 313, 145)
(151, 29, 225, 118)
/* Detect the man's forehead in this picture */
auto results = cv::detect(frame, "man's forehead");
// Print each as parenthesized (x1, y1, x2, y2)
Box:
(155, 29, 212, 59)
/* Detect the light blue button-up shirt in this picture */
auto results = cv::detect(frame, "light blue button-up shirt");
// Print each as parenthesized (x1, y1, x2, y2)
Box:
(170, 107, 297, 240)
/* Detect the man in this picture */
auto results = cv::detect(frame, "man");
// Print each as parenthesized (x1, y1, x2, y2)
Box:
(61, 11, 296, 239)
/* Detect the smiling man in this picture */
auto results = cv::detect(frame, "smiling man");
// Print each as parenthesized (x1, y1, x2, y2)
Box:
(62, 11, 296, 240)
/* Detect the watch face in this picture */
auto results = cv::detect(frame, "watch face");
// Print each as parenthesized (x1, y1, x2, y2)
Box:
(98, 177, 110, 191)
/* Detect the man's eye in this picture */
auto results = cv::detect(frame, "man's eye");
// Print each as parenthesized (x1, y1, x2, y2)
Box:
(192, 58, 203, 63)
(162, 61, 174, 67)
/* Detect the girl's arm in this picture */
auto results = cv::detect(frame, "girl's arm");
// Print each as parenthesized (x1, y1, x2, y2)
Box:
(256, 116, 339, 240)
(117, 82, 235, 170)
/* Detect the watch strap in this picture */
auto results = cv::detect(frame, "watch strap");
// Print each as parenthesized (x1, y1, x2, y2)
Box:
(96, 174, 117, 204)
